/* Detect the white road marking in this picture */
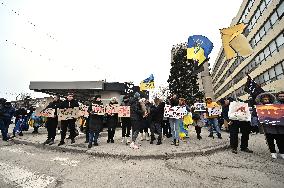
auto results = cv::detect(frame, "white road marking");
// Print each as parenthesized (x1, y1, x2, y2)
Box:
(0, 162, 55, 188)
(50, 157, 79, 167)
(0, 147, 35, 156)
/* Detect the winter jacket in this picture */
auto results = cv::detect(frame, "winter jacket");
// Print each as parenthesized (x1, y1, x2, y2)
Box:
(256, 92, 284, 134)
(129, 97, 143, 121)
(59, 99, 79, 109)
(150, 102, 165, 123)
(46, 100, 61, 122)
(88, 101, 104, 132)
(106, 101, 119, 128)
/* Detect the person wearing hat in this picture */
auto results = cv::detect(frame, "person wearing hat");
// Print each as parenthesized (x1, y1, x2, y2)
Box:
(58, 93, 79, 146)
(87, 95, 104, 148)
(106, 97, 119, 143)
(205, 97, 222, 139)
(256, 92, 284, 159)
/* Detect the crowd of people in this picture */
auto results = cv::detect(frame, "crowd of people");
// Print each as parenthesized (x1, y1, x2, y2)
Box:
(0, 91, 283, 159)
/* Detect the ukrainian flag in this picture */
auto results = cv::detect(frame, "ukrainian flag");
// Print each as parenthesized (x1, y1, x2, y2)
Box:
(187, 35, 214, 66)
(140, 74, 155, 91)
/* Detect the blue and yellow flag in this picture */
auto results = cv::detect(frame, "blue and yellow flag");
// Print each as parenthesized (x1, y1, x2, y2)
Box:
(140, 74, 155, 91)
(187, 35, 214, 67)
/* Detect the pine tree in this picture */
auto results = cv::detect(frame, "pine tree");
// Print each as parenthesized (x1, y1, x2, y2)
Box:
(167, 46, 204, 104)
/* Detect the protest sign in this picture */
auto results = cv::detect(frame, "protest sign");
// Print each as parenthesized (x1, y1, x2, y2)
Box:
(37, 108, 55, 117)
(91, 104, 105, 115)
(208, 106, 222, 117)
(78, 105, 89, 117)
(228, 101, 251, 122)
(256, 104, 284, 126)
(57, 107, 80, 121)
(194, 103, 206, 111)
(105, 104, 119, 114)
(163, 105, 188, 119)
(118, 106, 130, 117)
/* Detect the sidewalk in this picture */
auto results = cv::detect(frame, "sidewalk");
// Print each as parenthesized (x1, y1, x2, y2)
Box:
(5, 125, 230, 160)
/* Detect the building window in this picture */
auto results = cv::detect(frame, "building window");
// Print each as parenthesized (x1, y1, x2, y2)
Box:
(276, 34, 284, 49)
(255, 33, 260, 44)
(260, 1, 266, 13)
(269, 41, 277, 54)
(265, 0, 272, 6)
(277, 2, 284, 17)
(264, 46, 271, 59)
(275, 63, 283, 76)
(264, 71, 270, 82)
(259, 52, 265, 63)
(255, 55, 260, 65)
(264, 20, 271, 32)
(255, 9, 261, 20)
(269, 67, 276, 80)
(270, 12, 278, 26)
(259, 27, 265, 38)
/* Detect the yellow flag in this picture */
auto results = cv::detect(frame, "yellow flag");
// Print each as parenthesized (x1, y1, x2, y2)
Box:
(187, 47, 206, 66)
(220, 23, 253, 60)
(140, 81, 155, 91)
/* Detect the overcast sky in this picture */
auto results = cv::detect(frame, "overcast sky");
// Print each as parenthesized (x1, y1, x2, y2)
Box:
(0, 0, 243, 101)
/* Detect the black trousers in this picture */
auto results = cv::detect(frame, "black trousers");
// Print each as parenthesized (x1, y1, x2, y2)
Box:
(265, 133, 284, 154)
(108, 127, 116, 140)
(121, 118, 131, 137)
(61, 119, 76, 141)
(46, 118, 58, 140)
(85, 118, 90, 142)
(150, 122, 162, 140)
(195, 126, 201, 135)
(229, 120, 250, 150)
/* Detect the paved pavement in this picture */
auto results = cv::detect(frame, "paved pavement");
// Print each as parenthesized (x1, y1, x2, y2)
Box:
(0, 130, 283, 188)
(8, 125, 230, 159)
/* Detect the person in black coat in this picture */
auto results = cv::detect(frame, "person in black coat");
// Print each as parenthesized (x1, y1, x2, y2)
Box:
(58, 93, 79, 146)
(106, 97, 119, 143)
(149, 97, 165, 145)
(87, 95, 104, 148)
(43, 95, 61, 145)
(129, 92, 144, 149)
(120, 95, 131, 144)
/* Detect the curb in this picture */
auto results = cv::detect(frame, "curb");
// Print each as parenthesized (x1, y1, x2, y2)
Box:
(11, 138, 229, 160)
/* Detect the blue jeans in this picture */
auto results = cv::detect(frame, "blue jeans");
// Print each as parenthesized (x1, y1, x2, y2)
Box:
(89, 131, 99, 144)
(207, 118, 221, 135)
(0, 119, 8, 140)
(169, 118, 179, 141)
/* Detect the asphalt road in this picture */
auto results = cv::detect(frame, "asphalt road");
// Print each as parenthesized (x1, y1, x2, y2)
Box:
(0, 133, 283, 188)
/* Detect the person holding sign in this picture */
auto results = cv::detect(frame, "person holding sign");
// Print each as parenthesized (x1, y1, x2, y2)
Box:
(43, 96, 61, 145)
(256, 92, 284, 159)
(120, 95, 131, 144)
(106, 97, 119, 143)
(58, 93, 79, 146)
(87, 96, 104, 148)
(205, 97, 222, 139)
(169, 94, 180, 146)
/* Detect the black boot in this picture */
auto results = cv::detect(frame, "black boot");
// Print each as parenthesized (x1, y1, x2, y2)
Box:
(156, 139, 162, 145)
(88, 143, 92, 148)
(197, 134, 202, 140)
(217, 133, 222, 139)
(171, 139, 176, 145)
(150, 135, 155, 144)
